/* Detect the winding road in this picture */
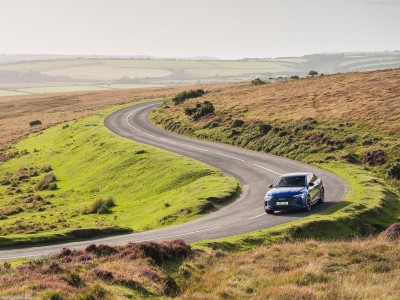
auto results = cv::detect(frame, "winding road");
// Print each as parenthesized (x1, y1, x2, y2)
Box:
(0, 101, 347, 261)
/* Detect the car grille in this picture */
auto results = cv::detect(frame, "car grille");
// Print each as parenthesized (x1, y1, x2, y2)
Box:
(271, 197, 294, 205)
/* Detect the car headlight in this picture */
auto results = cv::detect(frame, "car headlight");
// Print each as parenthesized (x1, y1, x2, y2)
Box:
(264, 195, 273, 201)
(293, 194, 305, 199)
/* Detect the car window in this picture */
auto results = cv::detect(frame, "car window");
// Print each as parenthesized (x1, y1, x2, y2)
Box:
(274, 176, 306, 187)
(310, 174, 317, 183)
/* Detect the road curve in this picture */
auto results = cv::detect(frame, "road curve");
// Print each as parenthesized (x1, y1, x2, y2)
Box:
(0, 101, 347, 261)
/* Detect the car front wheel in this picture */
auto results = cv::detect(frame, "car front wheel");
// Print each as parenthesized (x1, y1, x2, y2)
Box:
(318, 187, 325, 204)
(266, 210, 275, 215)
(304, 196, 312, 212)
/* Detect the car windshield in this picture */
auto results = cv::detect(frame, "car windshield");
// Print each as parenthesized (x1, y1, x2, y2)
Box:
(274, 176, 306, 187)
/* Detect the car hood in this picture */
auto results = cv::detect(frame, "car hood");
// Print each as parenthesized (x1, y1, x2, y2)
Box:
(266, 187, 307, 198)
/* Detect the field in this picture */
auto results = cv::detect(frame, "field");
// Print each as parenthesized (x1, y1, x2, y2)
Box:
(1, 51, 400, 96)
(0, 100, 238, 247)
(0, 81, 238, 148)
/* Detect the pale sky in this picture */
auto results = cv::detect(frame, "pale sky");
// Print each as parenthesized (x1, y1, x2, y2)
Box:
(0, 0, 399, 59)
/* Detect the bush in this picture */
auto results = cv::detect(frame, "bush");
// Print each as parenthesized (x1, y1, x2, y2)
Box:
(41, 165, 53, 172)
(65, 272, 82, 287)
(84, 197, 116, 214)
(251, 78, 265, 85)
(29, 120, 42, 127)
(387, 162, 400, 179)
(35, 173, 57, 191)
(290, 75, 300, 79)
(184, 101, 215, 121)
(93, 268, 114, 281)
(259, 123, 272, 134)
(362, 150, 386, 166)
(231, 119, 245, 128)
(308, 70, 318, 76)
(172, 89, 205, 105)
(86, 244, 117, 256)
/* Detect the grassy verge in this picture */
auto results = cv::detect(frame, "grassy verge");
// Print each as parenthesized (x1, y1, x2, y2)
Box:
(195, 162, 399, 251)
(0, 100, 239, 248)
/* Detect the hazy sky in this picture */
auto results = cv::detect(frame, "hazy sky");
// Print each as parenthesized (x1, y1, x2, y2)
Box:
(1, 0, 399, 59)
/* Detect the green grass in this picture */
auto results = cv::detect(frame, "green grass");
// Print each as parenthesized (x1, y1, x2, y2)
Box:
(41, 64, 171, 80)
(18, 85, 109, 93)
(0, 100, 239, 248)
(1, 84, 163, 95)
(0, 89, 31, 96)
(339, 55, 400, 67)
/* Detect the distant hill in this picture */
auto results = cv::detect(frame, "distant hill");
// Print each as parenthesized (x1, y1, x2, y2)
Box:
(0, 51, 399, 96)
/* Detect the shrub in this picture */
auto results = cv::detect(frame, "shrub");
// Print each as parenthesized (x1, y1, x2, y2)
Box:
(3, 262, 11, 269)
(379, 223, 400, 239)
(41, 165, 53, 172)
(387, 162, 400, 179)
(29, 120, 42, 127)
(184, 101, 215, 121)
(65, 272, 82, 287)
(86, 244, 117, 256)
(172, 89, 205, 105)
(35, 173, 57, 191)
(84, 197, 116, 214)
(362, 150, 386, 166)
(259, 123, 273, 134)
(251, 78, 265, 85)
(1, 179, 11, 185)
(93, 268, 114, 281)
(308, 70, 318, 76)
(231, 119, 244, 128)
(114, 239, 192, 264)
(77, 285, 107, 300)
(290, 75, 300, 79)
(58, 248, 72, 258)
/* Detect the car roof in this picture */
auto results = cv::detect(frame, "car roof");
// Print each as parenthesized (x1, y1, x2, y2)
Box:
(279, 172, 313, 178)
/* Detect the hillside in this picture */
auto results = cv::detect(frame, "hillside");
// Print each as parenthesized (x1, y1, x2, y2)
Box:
(153, 68, 400, 175)
(149, 67, 400, 298)
(0, 103, 238, 247)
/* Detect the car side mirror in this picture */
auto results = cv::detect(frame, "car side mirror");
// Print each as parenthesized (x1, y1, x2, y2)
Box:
(308, 182, 314, 187)
(268, 184, 273, 189)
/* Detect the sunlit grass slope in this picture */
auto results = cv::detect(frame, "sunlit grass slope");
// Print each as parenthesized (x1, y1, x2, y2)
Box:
(183, 237, 400, 299)
(0, 102, 239, 247)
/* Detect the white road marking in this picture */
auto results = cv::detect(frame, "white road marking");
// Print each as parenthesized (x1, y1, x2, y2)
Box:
(248, 213, 266, 220)
(252, 163, 282, 175)
(126, 105, 282, 176)
(216, 152, 246, 162)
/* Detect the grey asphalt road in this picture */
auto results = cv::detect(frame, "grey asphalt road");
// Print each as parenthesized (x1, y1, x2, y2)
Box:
(0, 101, 347, 261)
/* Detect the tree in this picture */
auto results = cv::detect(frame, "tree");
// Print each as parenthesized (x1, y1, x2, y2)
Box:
(308, 70, 318, 76)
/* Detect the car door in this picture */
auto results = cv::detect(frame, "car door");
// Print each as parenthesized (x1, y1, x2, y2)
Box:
(308, 174, 319, 202)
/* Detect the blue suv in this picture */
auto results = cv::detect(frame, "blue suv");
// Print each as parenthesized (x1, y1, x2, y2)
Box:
(264, 172, 324, 214)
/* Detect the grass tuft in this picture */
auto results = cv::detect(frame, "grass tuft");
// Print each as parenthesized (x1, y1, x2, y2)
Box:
(83, 197, 116, 214)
